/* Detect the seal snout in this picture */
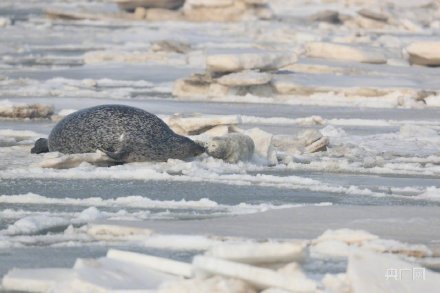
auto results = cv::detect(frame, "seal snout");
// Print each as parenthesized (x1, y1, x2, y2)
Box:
(192, 141, 206, 156)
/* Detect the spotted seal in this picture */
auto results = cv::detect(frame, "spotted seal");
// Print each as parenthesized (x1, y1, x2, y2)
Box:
(31, 104, 205, 163)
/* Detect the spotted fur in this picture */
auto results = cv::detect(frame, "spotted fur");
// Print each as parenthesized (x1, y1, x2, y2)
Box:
(40, 104, 204, 162)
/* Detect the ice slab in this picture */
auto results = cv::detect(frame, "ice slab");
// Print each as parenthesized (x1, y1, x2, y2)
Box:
(45, 9, 131, 22)
(1, 268, 74, 293)
(271, 73, 431, 98)
(38, 151, 115, 169)
(362, 239, 432, 258)
(193, 256, 317, 292)
(313, 229, 379, 245)
(83, 50, 174, 65)
(305, 42, 387, 64)
(216, 70, 272, 86)
(183, 0, 272, 22)
(358, 8, 389, 22)
(311, 229, 433, 259)
(5, 215, 70, 236)
(165, 114, 240, 135)
(107, 249, 193, 277)
(87, 223, 154, 239)
(55, 256, 176, 292)
(310, 240, 353, 259)
(201, 125, 230, 137)
(243, 127, 277, 165)
(185, 0, 235, 7)
(206, 52, 296, 74)
(348, 250, 440, 293)
(406, 42, 440, 66)
(172, 72, 274, 97)
(0, 100, 54, 119)
(272, 130, 328, 154)
(206, 241, 307, 265)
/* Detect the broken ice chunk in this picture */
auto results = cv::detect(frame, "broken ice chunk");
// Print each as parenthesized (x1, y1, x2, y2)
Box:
(348, 250, 440, 293)
(305, 42, 386, 64)
(216, 70, 272, 86)
(165, 114, 241, 135)
(38, 150, 115, 169)
(193, 256, 317, 292)
(206, 52, 296, 74)
(206, 241, 307, 265)
(405, 42, 440, 66)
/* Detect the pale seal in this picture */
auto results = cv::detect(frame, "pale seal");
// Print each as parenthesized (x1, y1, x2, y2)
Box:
(31, 104, 205, 163)
(205, 133, 255, 163)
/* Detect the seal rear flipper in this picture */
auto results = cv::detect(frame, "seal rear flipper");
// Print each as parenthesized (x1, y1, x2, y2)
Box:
(31, 138, 49, 154)
(100, 147, 131, 163)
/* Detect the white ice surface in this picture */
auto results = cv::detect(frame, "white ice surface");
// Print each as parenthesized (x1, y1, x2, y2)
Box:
(2, 268, 74, 293)
(206, 241, 307, 265)
(107, 249, 193, 277)
(193, 256, 317, 292)
(348, 250, 440, 293)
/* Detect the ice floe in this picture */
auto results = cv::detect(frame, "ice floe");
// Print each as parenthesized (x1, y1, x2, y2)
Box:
(45, 0, 272, 22)
(2, 268, 75, 293)
(206, 52, 295, 75)
(216, 70, 272, 87)
(86, 223, 153, 239)
(348, 250, 440, 293)
(273, 130, 329, 155)
(2, 227, 439, 293)
(405, 42, 440, 67)
(305, 42, 387, 64)
(165, 113, 241, 136)
(193, 255, 317, 292)
(182, 0, 273, 22)
(242, 128, 277, 165)
(173, 51, 296, 97)
(206, 241, 307, 265)
(38, 151, 116, 169)
(310, 228, 433, 260)
(0, 100, 54, 120)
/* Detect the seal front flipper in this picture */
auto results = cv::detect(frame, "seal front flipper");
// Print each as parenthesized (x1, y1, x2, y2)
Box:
(100, 146, 131, 163)
(31, 138, 49, 154)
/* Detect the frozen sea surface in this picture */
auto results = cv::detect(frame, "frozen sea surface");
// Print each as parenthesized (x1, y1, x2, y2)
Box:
(1, 0, 440, 287)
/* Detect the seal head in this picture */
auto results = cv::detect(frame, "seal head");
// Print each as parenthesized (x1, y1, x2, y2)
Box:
(31, 138, 49, 154)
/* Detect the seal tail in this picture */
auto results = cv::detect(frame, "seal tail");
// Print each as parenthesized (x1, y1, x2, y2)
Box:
(31, 138, 49, 154)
